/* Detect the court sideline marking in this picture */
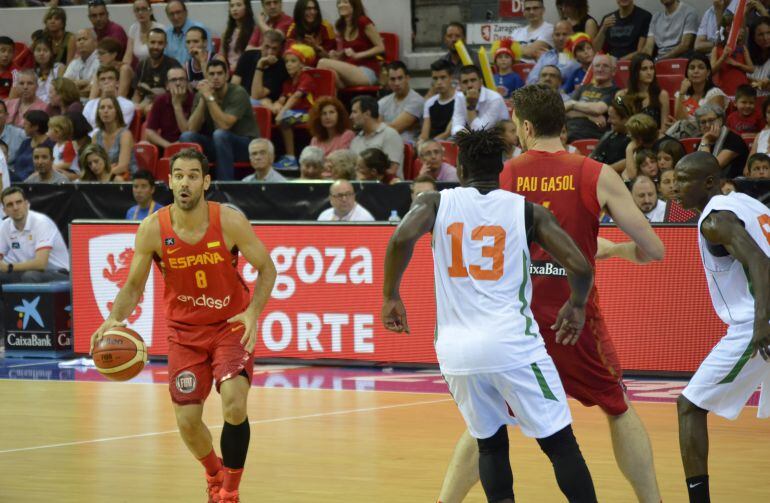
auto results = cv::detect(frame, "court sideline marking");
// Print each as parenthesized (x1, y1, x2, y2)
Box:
(0, 396, 453, 455)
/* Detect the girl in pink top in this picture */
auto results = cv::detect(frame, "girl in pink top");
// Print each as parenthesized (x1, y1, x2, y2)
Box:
(309, 96, 355, 155)
(220, 0, 256, 73)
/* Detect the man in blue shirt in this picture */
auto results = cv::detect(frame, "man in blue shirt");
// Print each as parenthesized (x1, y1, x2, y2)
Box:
(0, 100, 24, 171)
(164, 0, 212, 65)
(527, 20, 579, 85)
(125, 171, 163, 221)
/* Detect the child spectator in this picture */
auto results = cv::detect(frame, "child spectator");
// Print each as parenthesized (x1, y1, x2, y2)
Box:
(710, 11, 753, 98)
(491, 39, 523, 100)
(271, 43, 316, 169)
(747, 152, 770, 178)
(655, 138, 686, 171)
(0, 37, 17, 100)
(562, 32, 593, 94)
(634, 148, 659, 180)
(727, 84, 764, 134)
(48, 114, 79, 180)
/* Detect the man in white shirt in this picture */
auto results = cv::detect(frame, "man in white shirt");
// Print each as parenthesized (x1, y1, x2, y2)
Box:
(511, 0, 554, 62)
(83, 66, 135, 128)
(0, 186, 70, 284)
(378, 61, 425, 144)
(451, 65, 510, 135)
(349, 96, 405, 178)
(644, 0, 699, 60)
(317, 180, 375, 222)
(695, 0, 739, 54)
(631, 175, 666, 222)
(63, 29, 99, 98)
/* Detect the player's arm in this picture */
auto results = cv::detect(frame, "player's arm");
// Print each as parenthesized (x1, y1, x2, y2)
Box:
(382, 191, 440, 333)
(531, 203, 594, 344)
(221, 206, 276, 352)
(598, 164, 665, 263)
(90, 217, 158, 353)
(701, 210, 770, 360)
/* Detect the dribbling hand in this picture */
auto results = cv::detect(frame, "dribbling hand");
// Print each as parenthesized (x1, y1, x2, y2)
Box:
(551, 301, 586, 345)
(228, 310, 258, 353)
(381, 298, 410, 334)
(90, 318, 126, 355)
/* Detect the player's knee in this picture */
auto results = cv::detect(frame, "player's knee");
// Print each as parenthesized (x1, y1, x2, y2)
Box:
(677, 394, 698, 416)
(222, 400, 247, 424)
(477, 425, 508, 455)
(175, 410, 204, 435)
(537, 424, 579, 460)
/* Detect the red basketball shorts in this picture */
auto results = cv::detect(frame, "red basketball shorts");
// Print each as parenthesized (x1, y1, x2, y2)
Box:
(167, 319, 254, 405)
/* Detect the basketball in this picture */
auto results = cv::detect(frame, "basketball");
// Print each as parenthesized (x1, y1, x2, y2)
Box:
(92, 327, 148, 381)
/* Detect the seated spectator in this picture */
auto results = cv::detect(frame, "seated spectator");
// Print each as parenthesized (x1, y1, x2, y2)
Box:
(491, 40, 524, 100)
(181, 60, 260, 180)
(124, 0, 166, 67)
(78, 143, 116, 182)
(164, 0, 212, 65)
(378, 61, 425, 144)
(0, 37, 16, 100)
(90, 38, 134, 99)
(286, 0, 336, 59)
(0, 99, 25, 170)
(673, 54, 727, 125)
(132, 29, 181, 115)
(298, 145, 325, 179)
(126, 170, 163, 219)
(323, 149, 357, 180)
(695, 0, 737, 55)
(184, 27, 224, 90)
(269, 43, 316, 168)
(417, 140, 459, 182)
(92, 96, 137, 179)
(46, 78, 82, 116)
(655, 137, 686, 170)
(435, 22, 479, 78)
(349, 95, 404, 177)
(512, 0, 554, 62)
(356, 147, 401, 184)
(309, 96, 355, 155)
(747, 152, 770, 178)
(247, 0, 293, 50)
(6, 70, 48, 129)
(451, 65, 509, 135)
(748, 16, 770, 96)
(560, 126, 578, 153)
(64, 29, 99, 98)
(727, 84, 764, 134)
(750, 99, 770, 154)
(0, 186, 70, 283)
(616, 53, 669, 130)
(25, 144, 69, 183)
(630, 174, 666, 222)
(11, 38, 64, 104)
(220, 0, 256, 73)
(594, 0, 652, 60)
(624, 112, 676, 179)
(710, 11, 753, 97)
(244, 29, 289, 107)
(317, 179, 374, 221)
(538, 64, 571, 101)
(419, 59, 457, 142)
(747, 0, 770, 27)
(591, 94, 632, 173)
(89, 0, 128, 54)
(556, 0, 598, 39)
(144, 67, 193, 151)
(67, 111, 93, 156)
(564, 54, 618, 142)
(42, 6, 75, 65)
(48, 114, 79, 180)
(243, 138, 286, 182)
(562, 33, 594, 94)
(83, 66, 135, 129)
(411, 174, 437, 201)
(634, 148, 659, 180)
(526, 20, 577, 85)
(695, 103, 749, 178)
(497, 120, 522, 160)
(643, 0, 698, 60)
(317, 0, 385, 87)
(0, 140, 9, 191)
(657, 168, 677, 201)
(13, 110, 53, 181)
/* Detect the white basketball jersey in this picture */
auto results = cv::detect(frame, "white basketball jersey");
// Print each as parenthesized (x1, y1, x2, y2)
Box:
(698, 192, 770, 327)
(433, 187, 547, 375)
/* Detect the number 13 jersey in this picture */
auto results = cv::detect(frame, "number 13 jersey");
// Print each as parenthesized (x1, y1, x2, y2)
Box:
(433, 187, 547, 375)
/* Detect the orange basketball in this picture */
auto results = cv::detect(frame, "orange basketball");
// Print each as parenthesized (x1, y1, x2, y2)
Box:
(93, 327, 148, 381)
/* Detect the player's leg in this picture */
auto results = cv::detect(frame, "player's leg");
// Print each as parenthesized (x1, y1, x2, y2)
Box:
(477, 426, 514, 503)
(677, 395, 710, 503)
(437, 429, 478, 503)
(535, 425, 595, 502)
(218, 373, 251, 500)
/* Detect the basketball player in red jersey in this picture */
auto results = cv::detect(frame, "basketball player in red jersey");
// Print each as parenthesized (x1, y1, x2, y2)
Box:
(437, 85, 666, 503)
(90, 149, 276, 503)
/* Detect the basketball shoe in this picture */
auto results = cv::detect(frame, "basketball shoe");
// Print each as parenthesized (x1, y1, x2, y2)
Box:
(218, 488, 240, 503)
(206, 459, 225, 503)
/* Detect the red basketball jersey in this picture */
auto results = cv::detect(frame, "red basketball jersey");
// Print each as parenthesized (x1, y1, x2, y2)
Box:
(500, 150, 603, 317)
(155, 202, 250, 327)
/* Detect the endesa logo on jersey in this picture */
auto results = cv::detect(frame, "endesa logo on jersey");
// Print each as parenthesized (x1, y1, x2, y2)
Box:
(176, 293, 231, 309)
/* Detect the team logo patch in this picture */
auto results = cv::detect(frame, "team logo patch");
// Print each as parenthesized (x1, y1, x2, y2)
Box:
(175, 370, 197, 394)
(11, 242, 20, 249)
(164, 237, 175, 246)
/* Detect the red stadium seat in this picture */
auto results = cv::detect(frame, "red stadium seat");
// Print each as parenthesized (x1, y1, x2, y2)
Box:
(438, 140, 458, 166)
(657, 74, 683, 96)
(571, 139, 598, 156)
(403, 142, 415, 180)
(380, 32, 400, 63)
(12, 41, 34, 69)
(252, 106, 273, 140)
(680, 137, 701, 153)
(512, 63, 534, 83)
(156, 157, 170, 181)
(212, 37, 221, 55)
(130, 110, 144, 143)
(133, 142, 158, 175)
(164, 142, 204, 158)
(303, 68, 336, 98)
(614, 61, 630, 88)
(742, 133, 756, 149)
(655, 58, 688, 77)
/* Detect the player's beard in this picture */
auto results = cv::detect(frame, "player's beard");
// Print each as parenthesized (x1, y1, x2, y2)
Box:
(174, 188, 202, 212)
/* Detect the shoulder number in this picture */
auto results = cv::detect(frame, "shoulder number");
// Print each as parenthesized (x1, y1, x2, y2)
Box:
(447, 223, 506, 281)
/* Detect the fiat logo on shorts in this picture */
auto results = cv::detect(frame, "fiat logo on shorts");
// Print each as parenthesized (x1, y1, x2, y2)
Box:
(175, 371, 197, 394)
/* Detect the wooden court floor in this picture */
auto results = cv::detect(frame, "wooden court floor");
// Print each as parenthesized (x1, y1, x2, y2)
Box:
(0, 378, 769, 502)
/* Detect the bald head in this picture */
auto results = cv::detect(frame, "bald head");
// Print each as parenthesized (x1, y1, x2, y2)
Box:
(553, 20, 573, 52)
(675, 152, 723, 210)
(675, 152, 721, 179)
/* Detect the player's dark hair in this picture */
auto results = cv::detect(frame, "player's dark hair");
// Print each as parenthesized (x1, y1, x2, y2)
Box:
(133, 169, 156, 187)
(1, 186, 25, 204)
(511, 84, 565, 138)
(454, 127, 507, 179)
(170, 147, 210, 176)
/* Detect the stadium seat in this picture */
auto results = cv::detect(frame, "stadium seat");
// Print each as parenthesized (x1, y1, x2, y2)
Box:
(403, 142, 415, 180)
(252, 106, 273, 140)
(156, 157, 170, 180)
(680, 137, 701, 153)
(657, 74, 683, 96)
(571, 139, 598, 156)
(742, 133, 756, 149)
(130, 110, 144, 143)
(164, 142, 204, 158)
(212, 37, 221, 54)
(615, 60, 630, 88)
(655, 58, 688, 77)
(12, 41, 34, 69)
(512, 63, 534, 83)
(438, 140, 458, 166)
(339, 32, 399, 99)
(134, 142, 158, 175)
(303, 68, 336, 98)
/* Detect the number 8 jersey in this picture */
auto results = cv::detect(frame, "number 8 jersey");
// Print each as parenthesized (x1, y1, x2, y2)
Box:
(155, 202, 250, 327)
(433, 187, 548, 375)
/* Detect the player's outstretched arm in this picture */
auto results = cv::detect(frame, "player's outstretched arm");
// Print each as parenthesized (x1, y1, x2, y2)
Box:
(222, 206, 277, 353)
(701, 210, 770, 360)
(90, 217, 158, 354)
(598, 164, 665, 263)
(531, 204, 594, 345)
(382, 191, 440, 334)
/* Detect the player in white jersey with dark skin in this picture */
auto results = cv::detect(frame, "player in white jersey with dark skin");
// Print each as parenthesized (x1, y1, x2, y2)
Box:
(674, 151, 770, 503)
(382, 128, 598, 503)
